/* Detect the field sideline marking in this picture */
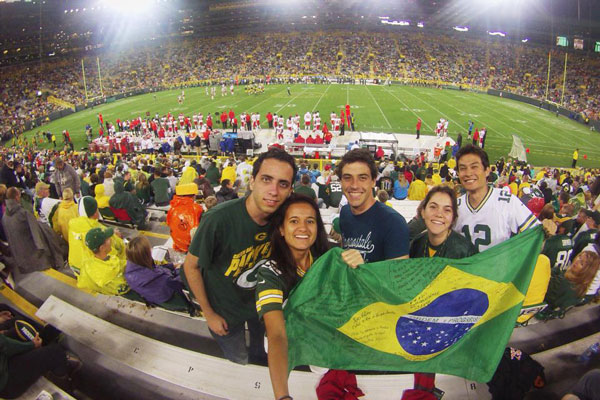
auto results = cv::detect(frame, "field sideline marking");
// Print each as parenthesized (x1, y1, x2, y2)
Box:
(454, 93, 561, 144)
(382, 88, 434, 132)
(312, 84, 332, 112)
(365, 86, 392, 129)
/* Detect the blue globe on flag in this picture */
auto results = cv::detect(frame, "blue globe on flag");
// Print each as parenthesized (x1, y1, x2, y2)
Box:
(395, 289, 489, 356)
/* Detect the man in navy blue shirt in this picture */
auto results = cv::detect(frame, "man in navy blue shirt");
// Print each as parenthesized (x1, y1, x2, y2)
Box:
(337, 149, 410, 267)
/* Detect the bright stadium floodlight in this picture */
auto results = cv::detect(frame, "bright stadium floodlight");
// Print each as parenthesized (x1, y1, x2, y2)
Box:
(488, 31, 506, 37)
(99, 0, 156, 15)
(453, 26, 469, 32)
(417, 22, 424, 28)
(521, 38, 529, 43)
(378, 16, 390, 20)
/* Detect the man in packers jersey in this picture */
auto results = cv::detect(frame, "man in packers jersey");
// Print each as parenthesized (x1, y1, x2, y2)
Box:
(542, 221, 574, 270)
(182, 148, 296, 365)
(454, 145, 539, 253)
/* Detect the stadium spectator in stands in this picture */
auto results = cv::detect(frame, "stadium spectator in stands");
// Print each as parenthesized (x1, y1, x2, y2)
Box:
(0, 327, 75, 399)
(166, 183, 203, 253)
(376, 190, 393, 207)
(294, 174, 317, 202)
(571, 210, 599, 260)
(204, 161, 221, 187)
(110, 178, 148, 229)
(204, 195, 218, 210)
(34, 181, 59, 226)
(77, 227, 128, 295)
(408, 178, 428, 201)
(0, 160, 20, 189)
(393, 172, 410, 200)
(53, 157, 79, 198)
(220, 160, 237, 185)
(151, 169, 171, 206)
(544, 251, 599, 311)
(125, 236, 187, 307)
(135, 174, 152, 205)
(410, 186, 477, 259)
(182, 148, 296, 365)
(255, 194, 329, 400)
(2, 187, 64, 274)
(68, 196, 126, 276)
(215, 179, 239, 204)
(336, 149, 409, 268)
(52, 188, 79, 242)
(102, 170, 115, 198)
(454, 145, 539, 253)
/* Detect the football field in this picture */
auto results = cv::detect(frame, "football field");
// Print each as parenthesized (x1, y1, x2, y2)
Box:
(18, 84, 600, 168)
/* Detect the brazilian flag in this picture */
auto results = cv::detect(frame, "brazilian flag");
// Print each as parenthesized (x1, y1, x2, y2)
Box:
(284, 226, 543, 382)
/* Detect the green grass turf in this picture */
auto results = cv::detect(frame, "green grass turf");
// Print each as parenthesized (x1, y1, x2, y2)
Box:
(15, 84, 600, 168)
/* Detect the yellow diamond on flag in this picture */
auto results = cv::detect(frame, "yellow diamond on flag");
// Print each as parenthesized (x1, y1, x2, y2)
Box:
(337, 266, 524, 361)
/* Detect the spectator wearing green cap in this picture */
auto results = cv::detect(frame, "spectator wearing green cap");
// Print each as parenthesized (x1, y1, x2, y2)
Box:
(77, 227, 129, 295)
(67, 196, 126, 276)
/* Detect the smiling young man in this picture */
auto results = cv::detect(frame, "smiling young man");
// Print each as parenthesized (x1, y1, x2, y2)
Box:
(182, 148, 296, 365)
(337, 149, 409, 267)
(454, 145, 539, 253)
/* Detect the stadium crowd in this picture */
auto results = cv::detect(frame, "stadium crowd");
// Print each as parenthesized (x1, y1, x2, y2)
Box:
(0, 139, 599, 397)
(1, 30, 599, 138)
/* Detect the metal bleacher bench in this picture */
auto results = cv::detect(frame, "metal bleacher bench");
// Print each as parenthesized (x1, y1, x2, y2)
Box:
(36, 296, 485, 400)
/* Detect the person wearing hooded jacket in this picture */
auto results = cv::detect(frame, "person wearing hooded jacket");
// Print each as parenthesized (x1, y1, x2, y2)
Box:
(1, 187, 63, 273)
(52, 188, 79, 242)
(109, 177, 148, 229)
(166, 183, 203, 252)
(68, 196, 126, 276)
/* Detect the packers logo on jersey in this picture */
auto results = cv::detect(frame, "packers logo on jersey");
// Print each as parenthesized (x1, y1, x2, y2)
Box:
(255, 232, 268, 241)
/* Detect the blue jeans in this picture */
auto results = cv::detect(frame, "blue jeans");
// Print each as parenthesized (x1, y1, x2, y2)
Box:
(209, 316, 266, 365)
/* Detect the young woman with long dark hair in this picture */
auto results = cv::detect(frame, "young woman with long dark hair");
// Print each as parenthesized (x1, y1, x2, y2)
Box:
(255, 193, 330, 400)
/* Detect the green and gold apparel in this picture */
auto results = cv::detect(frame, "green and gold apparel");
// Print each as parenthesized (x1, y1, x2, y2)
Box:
(187, 198, 272, 327)
(541, 234, 573, 271)
(571, 229, 598, 261)
(255, 257, 311, 320)
(409, 230, 477, 259)
(325, 181, 343, 208)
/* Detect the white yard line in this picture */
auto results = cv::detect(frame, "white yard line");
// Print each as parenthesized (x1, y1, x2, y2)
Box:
(365, 86, 392, 129)
(275, 87, 310, 114)
(395, 86, 477, 137)
(383, 89, 434, 132)
(312, 84, 332, 112)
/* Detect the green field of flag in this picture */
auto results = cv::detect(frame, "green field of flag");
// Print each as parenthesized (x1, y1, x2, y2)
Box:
(284, 226, 544, 382)
(15, 84, 600, 168)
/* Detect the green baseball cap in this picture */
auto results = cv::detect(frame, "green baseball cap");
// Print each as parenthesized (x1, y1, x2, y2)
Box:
(85, 227, 114, 253)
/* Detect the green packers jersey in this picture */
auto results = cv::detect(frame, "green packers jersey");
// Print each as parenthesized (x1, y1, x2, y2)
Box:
(255, 260, 304, 320)
(409, 231, 477, 259)
(326, 181, 343, 208)
(572, 229, 598, 261)
(542, 234, 573, 271)
(188, 197, 271, 326)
